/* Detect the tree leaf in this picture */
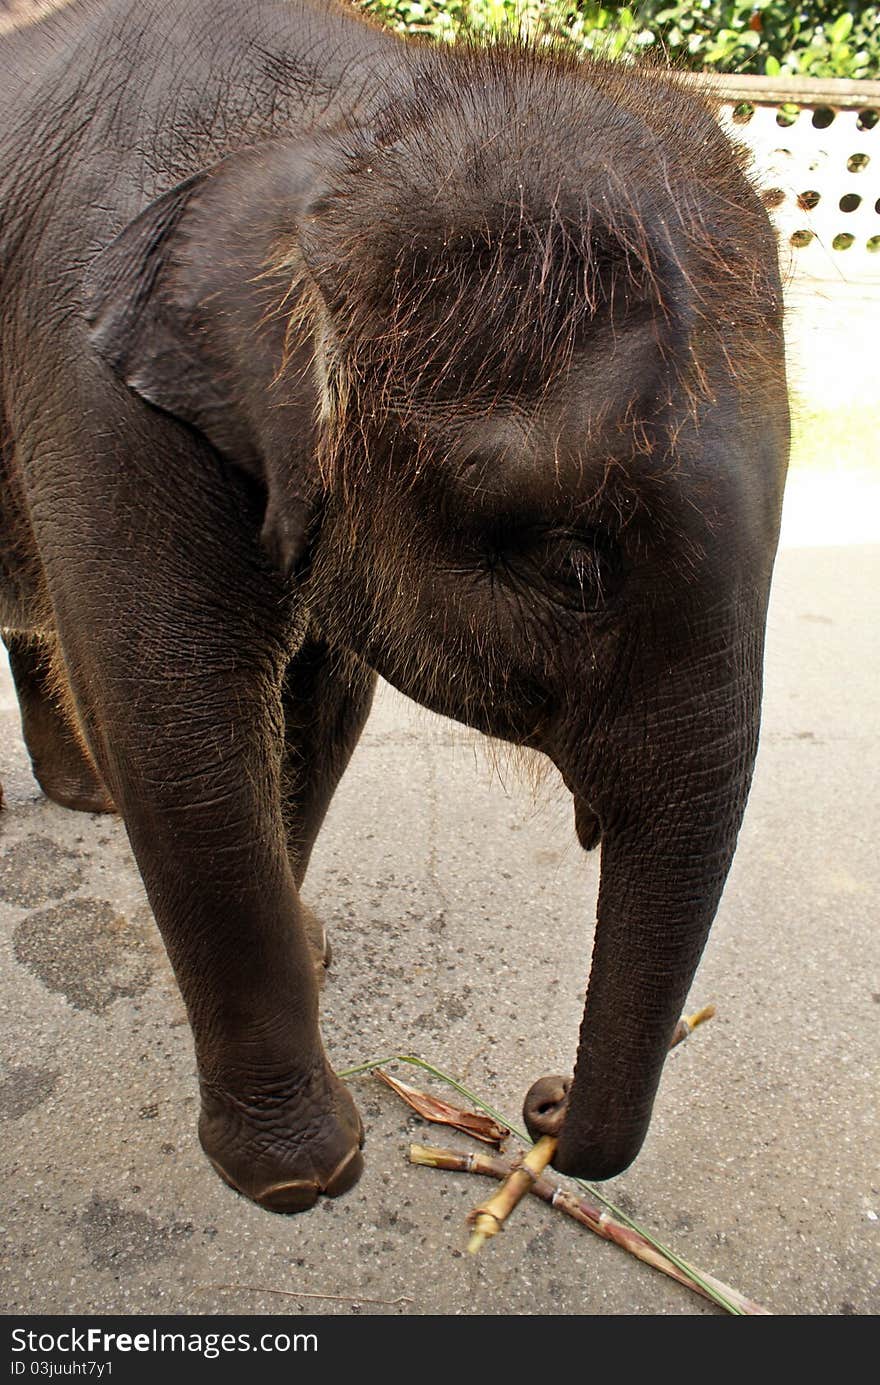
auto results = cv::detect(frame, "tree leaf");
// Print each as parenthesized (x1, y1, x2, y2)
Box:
(830, 13, 854, 46)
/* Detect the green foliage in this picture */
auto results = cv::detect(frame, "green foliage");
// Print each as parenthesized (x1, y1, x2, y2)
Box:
(357, 1, 880, 79)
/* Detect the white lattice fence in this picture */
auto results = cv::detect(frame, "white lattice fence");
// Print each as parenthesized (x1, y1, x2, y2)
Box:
(704, 74, 880, 284)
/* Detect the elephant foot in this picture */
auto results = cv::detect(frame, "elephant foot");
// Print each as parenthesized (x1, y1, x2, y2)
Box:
(32, 759, 116, 815)
(198, 1063, 364, 1213)
(299, 901, 332, 987)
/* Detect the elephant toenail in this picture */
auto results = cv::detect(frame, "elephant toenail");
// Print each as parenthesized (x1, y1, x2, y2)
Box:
(256, 1178, 322, 1213)
(323, 1145, 364, 1198)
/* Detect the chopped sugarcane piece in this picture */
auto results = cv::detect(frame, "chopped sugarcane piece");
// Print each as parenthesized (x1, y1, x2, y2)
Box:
(466, 1135, 557, 1253)
(411, 1143, 770, 1314)
(470, 1001, 717, 1252)
(669, 1003, 716, 1049)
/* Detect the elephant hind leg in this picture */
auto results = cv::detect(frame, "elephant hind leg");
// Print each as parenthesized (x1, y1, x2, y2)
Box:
(3, 632, 115, 813)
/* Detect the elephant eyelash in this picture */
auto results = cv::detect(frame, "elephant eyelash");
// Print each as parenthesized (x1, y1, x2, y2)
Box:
(553, 547, 614, 598)
(491, 527, 624, 615)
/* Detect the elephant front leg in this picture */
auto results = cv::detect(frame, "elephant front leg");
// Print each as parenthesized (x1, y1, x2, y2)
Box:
(64, 653, 362, 1212)
(280, 633, 377, 976)
(191, 860, 365, 1212)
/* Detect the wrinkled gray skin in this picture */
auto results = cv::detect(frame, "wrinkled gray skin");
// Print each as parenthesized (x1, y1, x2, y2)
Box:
(0, 0, 789, 1211)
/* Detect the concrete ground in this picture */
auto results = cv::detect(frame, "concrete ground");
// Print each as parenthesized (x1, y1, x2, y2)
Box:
(2, 433, 878, 1318)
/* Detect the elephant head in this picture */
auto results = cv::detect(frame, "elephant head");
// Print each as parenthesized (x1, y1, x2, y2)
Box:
(86, 47, 789, 1182)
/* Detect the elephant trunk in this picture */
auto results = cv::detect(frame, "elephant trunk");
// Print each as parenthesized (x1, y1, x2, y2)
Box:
(554, 616, 764, 1180)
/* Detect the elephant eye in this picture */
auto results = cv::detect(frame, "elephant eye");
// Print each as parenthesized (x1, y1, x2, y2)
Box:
(541, 531, 623, 611)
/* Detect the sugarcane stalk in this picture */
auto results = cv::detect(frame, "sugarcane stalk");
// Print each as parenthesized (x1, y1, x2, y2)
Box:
(466, 1135, 557, 1253)
(412, 1143, 769, 1314)
(467, 1002, 717, 1254)
(669, 1003, 716, 1049)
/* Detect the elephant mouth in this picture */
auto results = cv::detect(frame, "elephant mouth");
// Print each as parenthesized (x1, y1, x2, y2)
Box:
(574, 794, 602, 850)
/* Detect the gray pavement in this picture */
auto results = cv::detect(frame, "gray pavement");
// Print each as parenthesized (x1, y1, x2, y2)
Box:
(1, 475, 878, 1318)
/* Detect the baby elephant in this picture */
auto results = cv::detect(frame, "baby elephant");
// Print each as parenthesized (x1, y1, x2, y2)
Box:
(0, 0, 789, 1210)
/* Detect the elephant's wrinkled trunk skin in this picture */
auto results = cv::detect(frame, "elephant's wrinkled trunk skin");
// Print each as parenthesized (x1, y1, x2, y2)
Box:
(555, 613, 764, 1181)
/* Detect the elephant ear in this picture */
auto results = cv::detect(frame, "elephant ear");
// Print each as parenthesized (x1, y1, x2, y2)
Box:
(84, 144, 334, 574)
(85, 167, 263, 467)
